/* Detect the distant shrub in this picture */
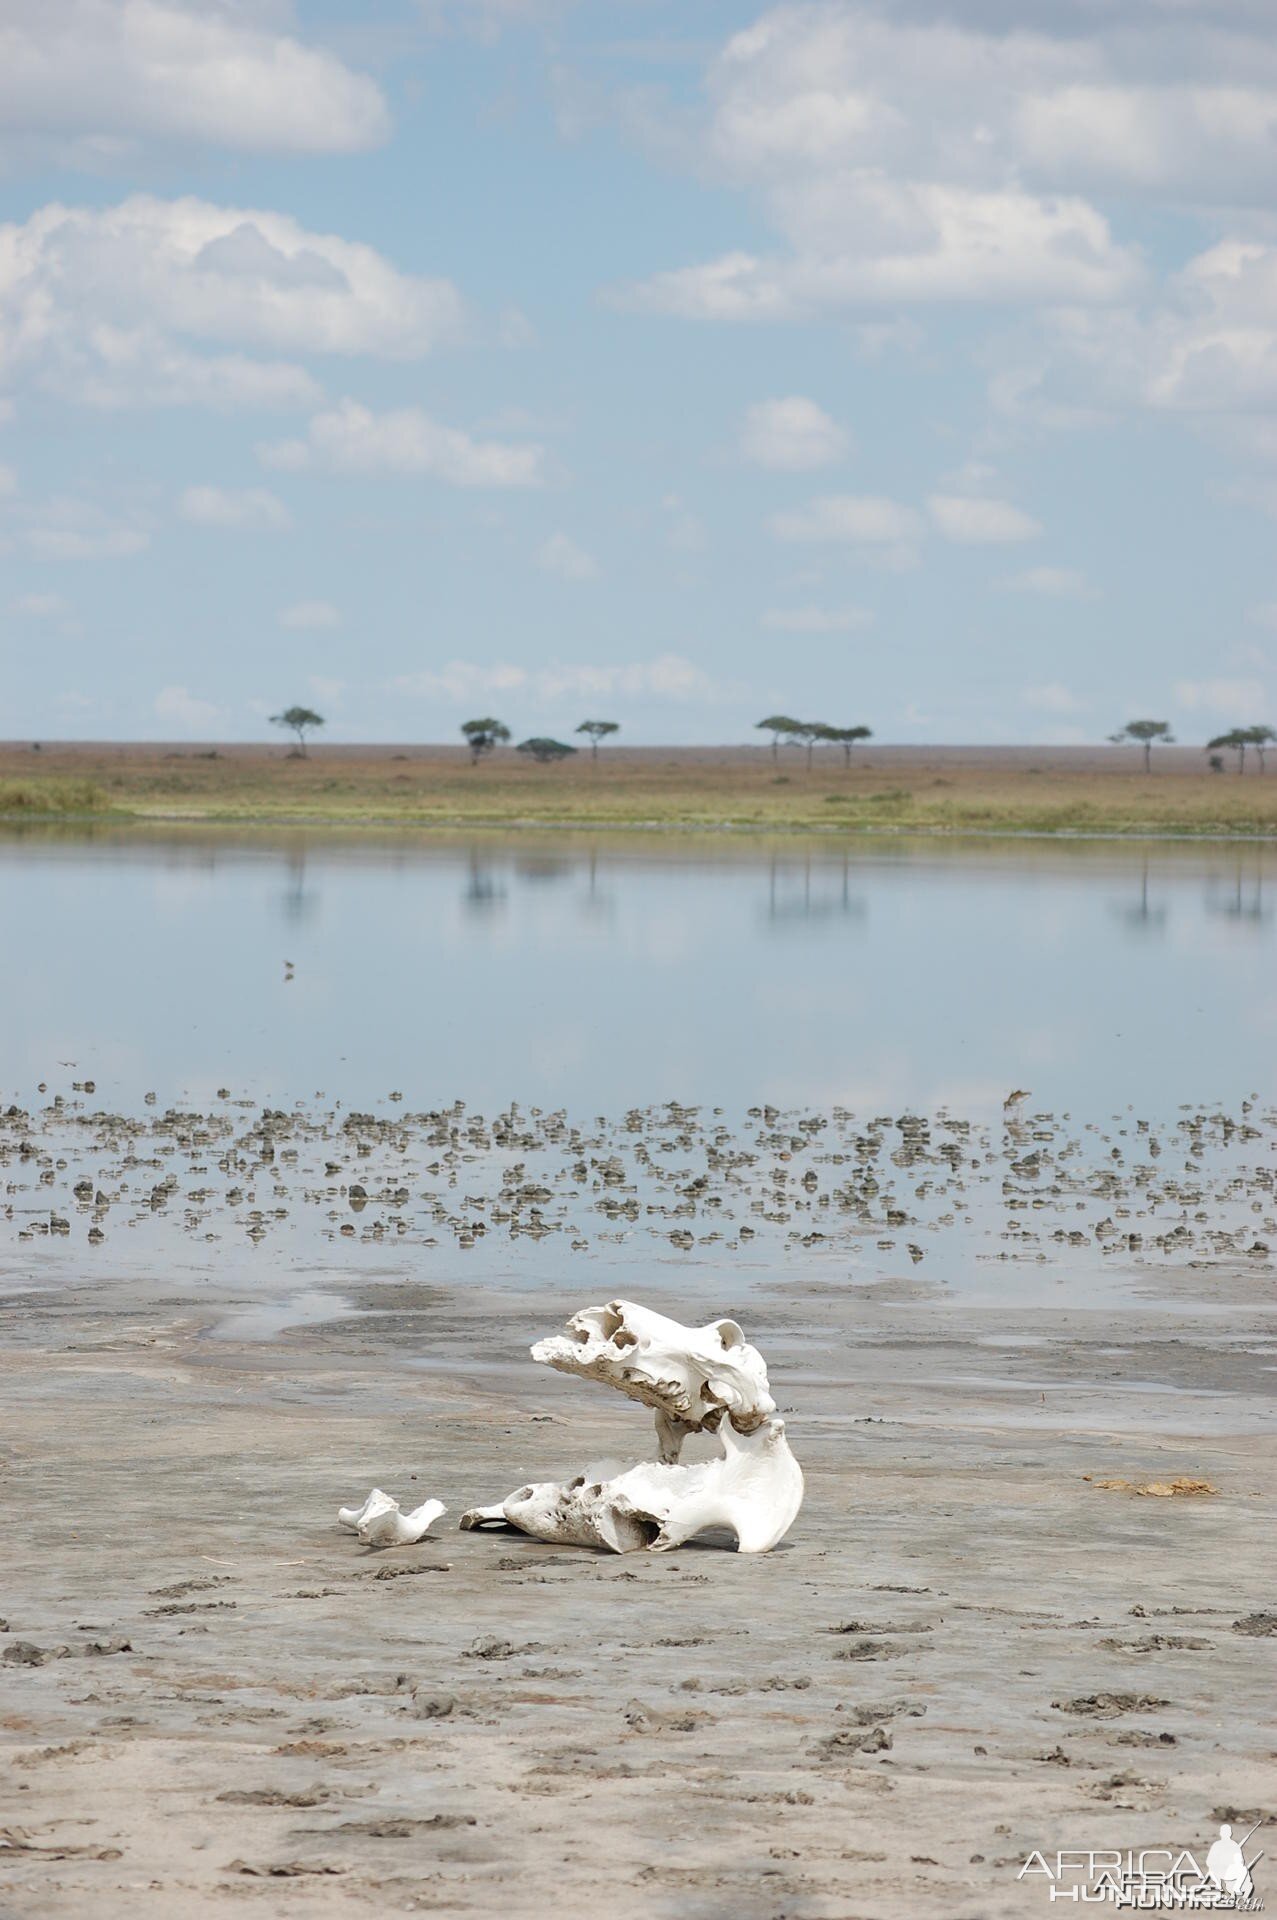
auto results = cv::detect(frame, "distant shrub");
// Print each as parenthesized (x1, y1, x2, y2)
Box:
(0, 780, 106, 814)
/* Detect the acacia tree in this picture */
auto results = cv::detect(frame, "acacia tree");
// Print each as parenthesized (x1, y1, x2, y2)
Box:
(576, 719, 619, 760)
(1207, 729, 1250, 774)
(825, 724, 873, 767)
(270, 705, 325, 756)
(517, 737, 577, 763)
(461, 718, 511, 765)
(755, 714, 801, 761)
(795, 720, 829, 768)
(1246, 724, 1276, 772)
(1110, 719, 1173, 772)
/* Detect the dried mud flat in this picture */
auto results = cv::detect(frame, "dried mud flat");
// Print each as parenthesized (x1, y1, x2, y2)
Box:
(2, 1100, 1276, 1918)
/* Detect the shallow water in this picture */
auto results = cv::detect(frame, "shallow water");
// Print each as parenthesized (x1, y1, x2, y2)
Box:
(0, 827, 1272, 1117)
(1, 829, 1273, 1319)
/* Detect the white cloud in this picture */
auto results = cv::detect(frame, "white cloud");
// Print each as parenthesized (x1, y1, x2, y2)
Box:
(391, 652, 731, 706)
(1043, 242, 1277, 423)
(740, 396, 848, 470)
(12, 591, 67, 617)
(761, 605, 874, 632)
(618, 190, 1137, 318)
(0, 196, 464, 409)
(610, 7, 1184, 322)
(768, 493, 922, 568)
(1001, 565, 1094, 598)
(1247, 602, 1277, 631)
(928, 494, 1043, 544)
(1022, 681, 1087, 714)
(0, 0, 389, 156)
(279, 599, 341, 631)
(1174, 677, 1269, 719)
(179, 485, 291, 530)
(535, 531, 599, 581)
(260, 399, 544, 487)
(22, 496, 149, 557)
(155, 684, 221, 732)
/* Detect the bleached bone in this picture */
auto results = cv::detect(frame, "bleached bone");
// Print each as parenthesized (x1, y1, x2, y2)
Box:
(338, 1488, 446, 1547)
(531, 1300, 777, 1442)
(461, 1300, 802, 1555)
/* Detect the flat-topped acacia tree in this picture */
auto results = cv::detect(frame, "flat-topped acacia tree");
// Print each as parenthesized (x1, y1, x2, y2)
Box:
(461, 718, 511, 765)
(825, 724, 873, 767)
(1110, 719, 1173, 772)
(756, 714, 802, 760)
(576, 720, 619, 760)
(1207, 729, 1251, 774)
(270, 705, 325, 756)
(1248, 724, 1277, 772)
(1208, 725, 1276, 773)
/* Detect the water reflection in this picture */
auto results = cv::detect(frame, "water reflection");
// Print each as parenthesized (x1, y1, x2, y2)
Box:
(463, 851, 507, 915)
(0, 828, 1272, 1120)
(1205, 859, 1269, 929)
(279, 846, 319, 925)
(765, 853, 865, 926)
(1110, 858, 1168, 938)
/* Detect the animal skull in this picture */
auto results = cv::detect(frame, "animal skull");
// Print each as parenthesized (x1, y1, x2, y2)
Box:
(462, 1300, 802, 1554)
(532, 1299, 777, 1442)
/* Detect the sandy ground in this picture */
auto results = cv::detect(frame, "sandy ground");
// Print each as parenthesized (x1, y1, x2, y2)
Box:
(2, 1256, 1274, 1919)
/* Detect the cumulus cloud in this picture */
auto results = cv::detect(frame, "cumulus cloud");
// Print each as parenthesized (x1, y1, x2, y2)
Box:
(179, 485, 291, 530)
(21, 496, 149, 558)
(1022, 681, 1087, 714)
(391, 653, 730, 705)
(535, 532, 599, 580)
(0, 196, 465, 409)
(260, 399, 544, 487)
(761, 605, 874, 632)
(1001, 565, 1094, 598)
(609, 6, 1189, 321)
(12, 591, 67, 617)
(279, 600, 341, 630)
(155, 684, 221, 731)
(1174, 676, 1269, 719)
(740, 396, 848, 469)
(0, 0, 389, 156)
(928, 494, 1043, 543)
(768, 493, 923, 567)
(1055, 241, 1277, 420)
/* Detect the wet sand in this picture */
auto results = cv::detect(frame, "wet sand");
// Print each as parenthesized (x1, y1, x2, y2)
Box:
(3, 1250, 1274, 1918)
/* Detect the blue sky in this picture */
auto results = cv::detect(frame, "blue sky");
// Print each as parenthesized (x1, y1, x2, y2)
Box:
(2, 0, 1276, 746)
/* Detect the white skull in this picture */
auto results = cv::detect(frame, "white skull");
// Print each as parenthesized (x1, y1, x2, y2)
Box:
(462, 1300, 802, 1555)
(531, 1299, 777, 1444)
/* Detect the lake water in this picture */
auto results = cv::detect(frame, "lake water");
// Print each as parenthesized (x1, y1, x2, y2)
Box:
(1, 828, 1272, 1117)
(1, 828, 1273, 1312)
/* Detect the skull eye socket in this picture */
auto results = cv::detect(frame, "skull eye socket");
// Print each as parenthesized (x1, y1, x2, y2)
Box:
(611, 1328, 637, 1350)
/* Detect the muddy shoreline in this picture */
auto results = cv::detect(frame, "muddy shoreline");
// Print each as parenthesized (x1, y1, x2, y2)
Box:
(2, 1250, 1274, 1919)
